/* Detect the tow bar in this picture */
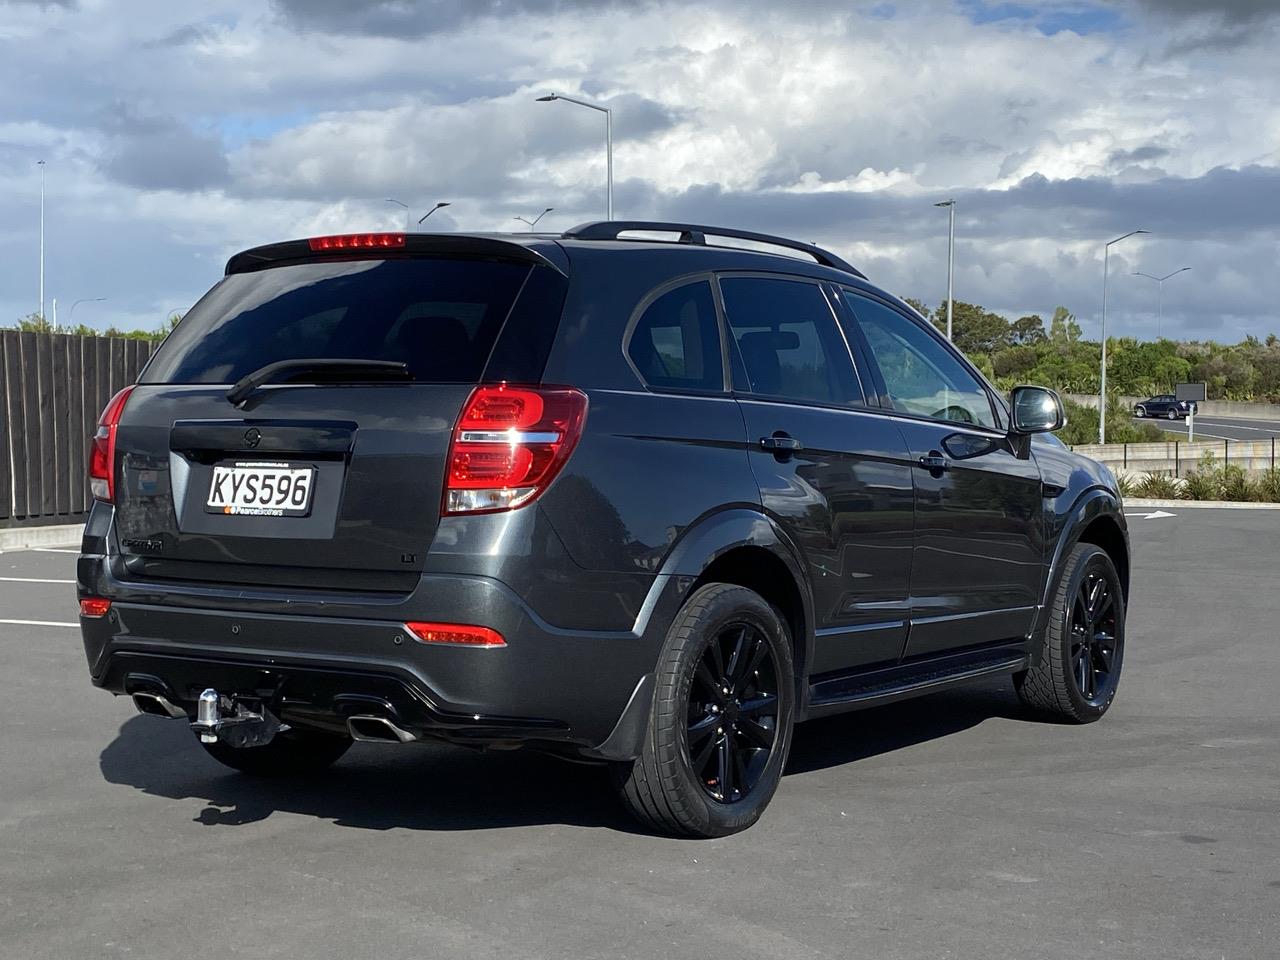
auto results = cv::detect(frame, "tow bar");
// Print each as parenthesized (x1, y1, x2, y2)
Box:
(192, 688, 288, 748)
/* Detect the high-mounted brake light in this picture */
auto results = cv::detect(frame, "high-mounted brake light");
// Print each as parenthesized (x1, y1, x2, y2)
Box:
(443, 384, 587, 515)
(307, 233, 406, 251)
(404, 621, 506, 647)
(89, 385, 135, 502)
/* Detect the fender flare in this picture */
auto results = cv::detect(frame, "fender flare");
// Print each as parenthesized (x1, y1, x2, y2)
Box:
(1029, 486, 1127, 656)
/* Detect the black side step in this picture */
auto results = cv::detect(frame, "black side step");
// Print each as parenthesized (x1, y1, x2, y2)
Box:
(806, 647, 1029, 718)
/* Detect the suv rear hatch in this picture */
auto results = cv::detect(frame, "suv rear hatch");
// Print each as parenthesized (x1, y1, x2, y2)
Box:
(109, 234, 566, 593)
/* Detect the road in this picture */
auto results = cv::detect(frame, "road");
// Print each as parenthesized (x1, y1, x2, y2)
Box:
(1133, 412, 1280, 442)
(2, 512, 1278, 960)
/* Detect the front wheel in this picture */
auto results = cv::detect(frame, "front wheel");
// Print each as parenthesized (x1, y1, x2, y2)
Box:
(200, 727, 352, 776)
(1015, 543, 1125, 722)
(1167, 408, 1177, 420)
(1134, 405, 1146, 418)
(615, 583, 795, 837)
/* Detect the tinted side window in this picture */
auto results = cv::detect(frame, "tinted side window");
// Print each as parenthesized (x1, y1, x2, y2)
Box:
(627, 280, 723, 392)
(720, 277, 860, 406)
(842, 292, 996, 428)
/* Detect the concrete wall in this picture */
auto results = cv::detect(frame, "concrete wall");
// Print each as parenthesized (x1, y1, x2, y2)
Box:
(1073, 438, 1280, 476)
(1063, 393, 1280, 421)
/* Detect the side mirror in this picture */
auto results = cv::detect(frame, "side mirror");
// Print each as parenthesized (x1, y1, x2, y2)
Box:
(1010, 385, 1065, 434)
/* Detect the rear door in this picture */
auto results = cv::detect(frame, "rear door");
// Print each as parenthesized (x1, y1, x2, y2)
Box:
(113, 252, 562, 592)
(718, 274, 915, 675)
(837, 290, 1044, 659)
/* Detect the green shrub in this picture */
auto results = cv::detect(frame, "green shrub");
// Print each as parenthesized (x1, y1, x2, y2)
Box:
(1181, 470, 1219, 501)
(1134, 472, 1180, 499)
(1115, 472, 1138, 498)
(1219, 465, 1257, 501)
(1257, 469, 1280, 503)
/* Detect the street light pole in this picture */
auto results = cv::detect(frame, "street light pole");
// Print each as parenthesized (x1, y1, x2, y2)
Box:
(38, 159, 46, 322)
(1099, 229, 1150, 444)
(514, 207, 554, 230)
(68, 297, 106, 325)
(1132, 267, 1191, 340)
(536, 93, 613, 220)
(385, 198, 410, 231)
(417, 201, 451, 225)
(934, 199, 955, 341)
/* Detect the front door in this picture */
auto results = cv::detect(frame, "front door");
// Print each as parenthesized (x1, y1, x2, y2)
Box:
(838, 290, 1045, 660)
(718, 274, 915, 675)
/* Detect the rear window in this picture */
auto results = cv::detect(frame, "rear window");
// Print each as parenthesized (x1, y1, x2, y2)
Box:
(142, 258, 531, 384)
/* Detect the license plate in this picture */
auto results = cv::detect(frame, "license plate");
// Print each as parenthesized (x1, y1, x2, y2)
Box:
(205, 461, 316, 517)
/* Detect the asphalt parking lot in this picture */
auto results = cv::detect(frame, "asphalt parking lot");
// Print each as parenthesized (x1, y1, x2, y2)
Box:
(2, 511, 1278, 960)
(1136, 413, 1280, 442)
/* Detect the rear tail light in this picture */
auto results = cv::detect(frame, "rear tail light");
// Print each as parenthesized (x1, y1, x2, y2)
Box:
(89, 385, 135, 502)
(405, 621, 506, 647)
(307, 233, 405, 251)
(444, 384, 587, 514)
(79, 597, 112, 618)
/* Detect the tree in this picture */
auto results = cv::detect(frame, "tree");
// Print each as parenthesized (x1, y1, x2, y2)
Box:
(1047, 306, 1082, 344)
(1010, 314, 1047, 345)
(930, 300, 1011, 356)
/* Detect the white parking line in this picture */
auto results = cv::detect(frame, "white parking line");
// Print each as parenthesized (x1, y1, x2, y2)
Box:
(28, 548, 80, 554)
(0, 577, 75, 584)
(0, 618, 78, 629)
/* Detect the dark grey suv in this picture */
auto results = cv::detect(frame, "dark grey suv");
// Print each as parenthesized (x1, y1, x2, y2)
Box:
(79, 221, 1130, 837)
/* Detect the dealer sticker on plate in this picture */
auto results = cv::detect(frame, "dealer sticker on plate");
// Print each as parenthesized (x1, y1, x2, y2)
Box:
(206, 461, 316, 517)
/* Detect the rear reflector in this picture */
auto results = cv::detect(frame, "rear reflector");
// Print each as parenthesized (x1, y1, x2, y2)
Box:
(89, 385, 135, 502)
(443, 384, 587, 515)
(308, 233, 406, 251)
(80, 598, 111, 618)
(404, 621, 506, 647)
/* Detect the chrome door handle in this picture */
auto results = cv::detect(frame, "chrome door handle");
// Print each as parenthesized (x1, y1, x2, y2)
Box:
(760, 435, 803, 452)
(918, 454, 949, 471)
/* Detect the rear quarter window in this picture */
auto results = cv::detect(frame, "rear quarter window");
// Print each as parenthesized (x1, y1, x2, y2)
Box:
(625, 280, 724, 392)
(142, 258, 531, 384)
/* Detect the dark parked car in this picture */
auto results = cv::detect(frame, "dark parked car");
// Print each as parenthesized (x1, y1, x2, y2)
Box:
(1134, 394, 1195, 419)
(79, 221, 1130, 837)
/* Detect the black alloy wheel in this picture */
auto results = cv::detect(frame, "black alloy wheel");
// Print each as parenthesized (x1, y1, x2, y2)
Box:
(685, 622, 780, 804)
(1068, 570, 1122, 706)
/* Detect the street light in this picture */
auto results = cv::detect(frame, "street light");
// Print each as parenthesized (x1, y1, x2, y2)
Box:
(536, 93, 612, 220)
(417, 201, 451, 225)
(1132, 267, 1191, 340)
(1099, 229, 1150, 444)
(38, 159, 45, 322)
(934, 199, 955, 341)
(514, 207, 554, 230)
(385, 198, 410, 230)
(68, 297, 106, 325)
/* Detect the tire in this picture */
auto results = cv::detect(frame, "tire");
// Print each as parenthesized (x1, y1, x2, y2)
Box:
(1167, 408, 1177, 420)
(1015, 543, 1125, 722)
(615, 583, 795, 837)
(1134, 405, 1145, 418)
(200, 727, 352, 776)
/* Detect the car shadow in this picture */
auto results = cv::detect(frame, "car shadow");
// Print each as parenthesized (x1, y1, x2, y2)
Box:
(99, 677, 1034, 834)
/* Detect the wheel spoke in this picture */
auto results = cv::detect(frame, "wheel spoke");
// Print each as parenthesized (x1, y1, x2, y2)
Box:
(1074, 647, 1090, 694)
(1086, 577, 1107, 620)
(694, 660, 721, 700)
(688, 712, 718, 745)
(738, 692, 778, 719)
(723, 625, 748, 684)
(716, 735, 735, 799)
(1094, 595, 1116, 629)
(690, 720, 719, 773)
(1093, 633, 1115, 673)
(736, 717, 775, 749)
(733, 635, 768, 694)
(707, 634, 726, 681)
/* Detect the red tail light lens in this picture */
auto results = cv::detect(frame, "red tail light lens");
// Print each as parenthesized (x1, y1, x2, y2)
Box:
(405, 621, 506, 647)
(307, 233, 405, 251)
(444, 384, 587, 514)
(79, 597, 112, 618)
(89, 386, 135, 502)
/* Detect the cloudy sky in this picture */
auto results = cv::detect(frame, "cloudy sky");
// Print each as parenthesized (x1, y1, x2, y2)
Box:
(2, 0, 1277, 341)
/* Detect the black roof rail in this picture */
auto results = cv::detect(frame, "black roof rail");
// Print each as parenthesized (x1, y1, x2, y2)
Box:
(561, 221, 865, 279)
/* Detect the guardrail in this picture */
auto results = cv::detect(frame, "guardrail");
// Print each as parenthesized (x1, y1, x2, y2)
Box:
(1, 330, 155, 529)
(1071, 438, 1279, 477)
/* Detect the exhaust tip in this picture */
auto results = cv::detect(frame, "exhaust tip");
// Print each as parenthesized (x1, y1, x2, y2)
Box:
(347, 715, 417, 743)
(131, 690, 187, 719)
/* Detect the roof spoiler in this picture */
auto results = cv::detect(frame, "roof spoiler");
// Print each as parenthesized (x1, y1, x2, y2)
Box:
(225, 234, 568, 277)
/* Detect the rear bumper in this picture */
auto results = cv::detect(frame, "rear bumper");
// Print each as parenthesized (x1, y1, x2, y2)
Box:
(79, 555, 679, 758)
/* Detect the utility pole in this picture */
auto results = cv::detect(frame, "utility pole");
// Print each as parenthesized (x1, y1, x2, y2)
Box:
(38, 159, 46, 322)
(934, 199, 956, 341)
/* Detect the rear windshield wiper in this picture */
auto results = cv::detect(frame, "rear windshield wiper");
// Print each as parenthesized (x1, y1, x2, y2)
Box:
(226, 358, 412, 407)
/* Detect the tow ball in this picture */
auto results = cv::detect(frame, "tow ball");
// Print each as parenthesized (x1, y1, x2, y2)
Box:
(192, 688, 288, 748)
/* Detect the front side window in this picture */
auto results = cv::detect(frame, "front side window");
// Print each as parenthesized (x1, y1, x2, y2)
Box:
(842, 292, 996, 428)
(719, 276, 860, 406)
(626, 280, 723, 392)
